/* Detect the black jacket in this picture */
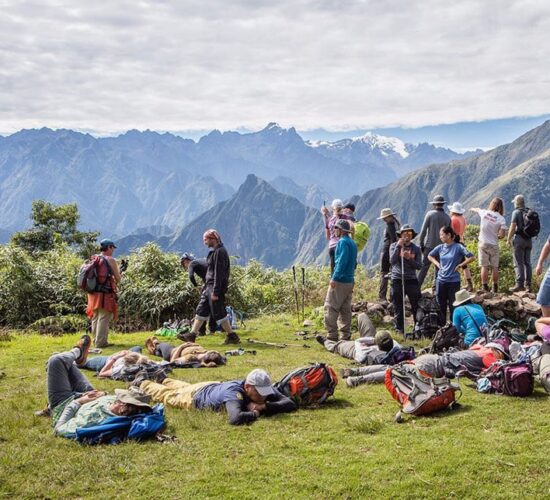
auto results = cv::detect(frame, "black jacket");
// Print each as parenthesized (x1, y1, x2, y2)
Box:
(205, 244, 230, 296)
(188, 258, 207, 287)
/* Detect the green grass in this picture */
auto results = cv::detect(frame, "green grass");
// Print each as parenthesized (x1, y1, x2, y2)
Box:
(1, 315, 549, 499)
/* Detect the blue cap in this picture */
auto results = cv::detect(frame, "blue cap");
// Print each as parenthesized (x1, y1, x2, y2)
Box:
(100, 238, 117, 249)
(180, 252, 195, 261)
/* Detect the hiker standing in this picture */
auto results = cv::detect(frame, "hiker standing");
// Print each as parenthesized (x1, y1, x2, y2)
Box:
(507, 195, 533, 292)
(180, 229, 240, 345)
(428, 226, 475, 325)
(418, 195, 451, 288)
(323, 219, 357, 342)
(377, 208, 400, 300)
(86, 239, 121, 348)
(448, 201, 474, 291)
(389, 224, 422, 334)
(535, 234, 550, 317)
(470, 197, 506, 293)
(321, 199, 353, 274)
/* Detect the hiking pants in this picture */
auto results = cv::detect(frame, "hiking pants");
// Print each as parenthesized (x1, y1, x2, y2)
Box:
(329, 246, 336, 275)
(347, 365, 387, 386)
(82, 346, 141, 372)
(324, 282, 354, 341)
(91, 308, 113, 348)
(391, 279, 421, 333)
(512, 235, 532, 287)
(418, 247, 438, 288)
(323, 339, 356, 360)
(379, 248, 391, 300)
(196, 286, 227, 324)
(533, 354, 550, 394)
(47, 350, 94, 409)
(155, 342, 175, 361)
(357, 313, 376, 337)
(140, 378, 217, 409)
(435, 280, 461, 325)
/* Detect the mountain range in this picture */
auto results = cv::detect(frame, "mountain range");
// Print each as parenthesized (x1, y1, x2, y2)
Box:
(0, 124, 476, 242)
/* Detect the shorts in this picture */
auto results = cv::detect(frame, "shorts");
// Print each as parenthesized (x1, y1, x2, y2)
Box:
(478, 243, 499, 268)
(537, 267, 550, 306)
(196, 286, 227, 324)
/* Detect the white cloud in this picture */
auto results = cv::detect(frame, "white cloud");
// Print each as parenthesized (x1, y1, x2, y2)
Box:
(1, 0, 549, 134)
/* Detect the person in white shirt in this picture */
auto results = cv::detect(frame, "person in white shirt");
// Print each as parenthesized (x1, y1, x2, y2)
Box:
(470, 197, 506, 293)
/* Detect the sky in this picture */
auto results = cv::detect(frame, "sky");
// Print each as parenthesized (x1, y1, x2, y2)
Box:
(1, 0, 550, 149)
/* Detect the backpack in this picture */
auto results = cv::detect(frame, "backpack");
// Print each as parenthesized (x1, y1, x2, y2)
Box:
(381, 345, 416, 365)
(225, 306, 244, 330)
(385, 361, 460, 418)
(412, 296, 440, 339)
(77, 255, 112, 293)
(477, 361, 533, 397)
(275, 363, 338, 406)
(352, 221, 371, 252)
(422, 323, 463, 355)
(519, 208, 540, 239)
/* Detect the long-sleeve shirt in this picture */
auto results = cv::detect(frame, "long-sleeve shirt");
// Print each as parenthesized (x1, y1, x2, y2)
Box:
(452, 304, 488, 346)
(54, 396, 116, 437)
(419, 209, 451, 249)
(192, 380, 297, 425)
(382, 218, 399, 252)
(205, 244, 230, 296)
(332, 235, 357, 283)
(389, 242, 422, 280)
(188, 258, 207, 287)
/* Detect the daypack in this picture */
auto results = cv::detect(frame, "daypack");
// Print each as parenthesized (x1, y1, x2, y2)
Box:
(385, 361, 460, 418)
(353, 221, 371, 252)
(477, 361, 533, 397)
(73, 404, 165, 445)
(77, 255, 112, 293)
(226, 306, 244, 330)
(275, 363, 338, 406)
(412, 295, 440, 339)
(422, 323, 463, 355)
(519, 208, 540, 239)
(381, 345, 416, 365)
(114, 362, 172, 382)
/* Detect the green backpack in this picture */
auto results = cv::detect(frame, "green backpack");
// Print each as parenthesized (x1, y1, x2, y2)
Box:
(353, 221, 370, 252)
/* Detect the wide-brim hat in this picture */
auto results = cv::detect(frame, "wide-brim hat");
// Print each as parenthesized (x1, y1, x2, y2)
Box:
(114, 387, 153, 409)
(453, 289, 474, 307)
(447, 202, 465, 215)
(377, 208, 396, 219)
(430, 195, 446, 204)
(485, 342, 509, 359)
(396, 224, 417, 238)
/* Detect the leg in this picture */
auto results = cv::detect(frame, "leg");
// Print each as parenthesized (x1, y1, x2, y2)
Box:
(329, 247, 336, 275)
(512, 239, 524, 287)
(47, 351, 94, 409)
(338, 283, 354, 340)
(323, 339, 356, 359)
(392, 279, 404, 333)
(417, 247, 432, 287)
(379, 251, 391, 300)
(94, 308, 113, 348)
(537, 268, 550, 316)
(346, 366, 387, 387)
(357, 312, 376, 337)
(324, 285, 340, 341)
(435, 281, 447, 325)
(91, 310, 99, 343)
(191, 288, 211, 334)
(447, 282, 461, 321)
(156, 343, 175, 361)
(81, 355, 109, 372)
(140, 379, 216, 409)
(405, 279, 421, 326)
(524, 240, 532, 289)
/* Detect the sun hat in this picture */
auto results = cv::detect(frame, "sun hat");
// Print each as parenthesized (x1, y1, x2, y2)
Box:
(453, 289, 474, 307)
(334, 219, 352, 233)
(245, 369, 275, 397)
(485, 342, 509, 358)
(377, 208, 396, 219)
(447, 202, 465, 215)
(331, 199, 344, 210)
(114, 387, 153, 409)
(430, 195, 446, 205)
(396, 224, 417, 238)
(374, 330, 394, 352)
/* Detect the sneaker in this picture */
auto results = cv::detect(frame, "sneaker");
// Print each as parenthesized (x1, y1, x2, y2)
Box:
(346, 376, 364, 388)
(177, 332, 197, 343)
(223, 333, 241, 345)
(315, 334, 327, 346)
(74, 334, 91, 366)
(340, 368, 353, 379)
(509, 284, 524, 293)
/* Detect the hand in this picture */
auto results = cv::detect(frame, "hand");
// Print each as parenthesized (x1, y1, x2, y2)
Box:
(455, 265, 463, 273)
(211, 293, 218, 301)
(247, 402, 266, 413)
(330, 281, 336, 289)
(507, 240, 512, 247)
(397, 237, 405, 247)
(536, 264, 543, 275)
(76, 390, 105, 405)
(321, 206, 329, 216)
(401, 249, 412, 260)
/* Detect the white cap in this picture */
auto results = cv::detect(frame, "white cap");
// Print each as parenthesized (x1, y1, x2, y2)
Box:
(331, 199, 344, 210)
(245, 369, 275, 397)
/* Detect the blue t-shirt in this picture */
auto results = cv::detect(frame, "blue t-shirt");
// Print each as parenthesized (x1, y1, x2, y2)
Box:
(193, 380, 245, 410)
(429, 243, 472, 283)
(452, 303, 487, 346)
(332, 235, 357, 283)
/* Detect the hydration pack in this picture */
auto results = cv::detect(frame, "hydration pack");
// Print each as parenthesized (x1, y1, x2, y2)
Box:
(276, 363, 338, 406)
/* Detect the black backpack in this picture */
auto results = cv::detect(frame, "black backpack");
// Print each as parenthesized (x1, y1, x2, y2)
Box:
(519, 208, 540, 238)
(411, 295, 440, 339)
(420, 323, 463, 355)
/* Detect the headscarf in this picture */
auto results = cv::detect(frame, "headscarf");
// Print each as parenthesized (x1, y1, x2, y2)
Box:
(203, 229, 222, 244)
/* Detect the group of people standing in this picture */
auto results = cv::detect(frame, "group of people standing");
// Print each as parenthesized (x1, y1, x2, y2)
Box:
(321, 193, 545, 339)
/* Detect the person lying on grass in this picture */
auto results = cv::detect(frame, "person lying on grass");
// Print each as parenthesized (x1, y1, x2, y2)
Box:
(140, 368, 297, 425)
(40, 335, 153, 437)
(79, 346, 142, 373)
(145, 336, 226, 367)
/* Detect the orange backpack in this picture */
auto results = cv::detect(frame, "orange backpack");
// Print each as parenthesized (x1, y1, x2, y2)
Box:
(276, 363, 338, 406)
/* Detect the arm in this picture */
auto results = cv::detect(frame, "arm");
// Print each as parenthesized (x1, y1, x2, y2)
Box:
(389, 243, 401, 265)
(188, 264, 198, 287)
(54, 401, 82, 436)
(263, 393, 298, 416)
(107, 257, 122, 283)
(507, 222, 517, 245)
(97, 353, 125, 378)
(388, 221, 398, 242)
(427, 247, 440, 269)
(331, 240, 349, 282)
(418, 214, 429, 249)
(212, 248, 228, 297)
(470, 208, 481, 215)
(225, 400, 259, 425)
(536, 241, 550, 275)
(412, 246, 423, 270)
(322, 207, 330, 240)
(452, 308, 463, 333)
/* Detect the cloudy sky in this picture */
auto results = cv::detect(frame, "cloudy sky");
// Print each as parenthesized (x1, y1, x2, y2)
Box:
(1, 0, 550, 142)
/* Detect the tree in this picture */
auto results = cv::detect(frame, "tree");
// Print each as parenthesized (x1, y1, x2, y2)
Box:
(11, 200, 99, 257)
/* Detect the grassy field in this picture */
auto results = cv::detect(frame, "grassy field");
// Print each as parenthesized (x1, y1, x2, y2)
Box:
(1, 315, 549, 499)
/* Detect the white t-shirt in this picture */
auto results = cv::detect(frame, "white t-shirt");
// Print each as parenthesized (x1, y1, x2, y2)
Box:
(478, 209, 506, 245)
(110, 358, 126, 379)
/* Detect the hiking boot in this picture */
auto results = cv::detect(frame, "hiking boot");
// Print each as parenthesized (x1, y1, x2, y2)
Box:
(466, 279, 474, 292)
(177, 332, 197, 343)
(509, 284, 524, 293)
(34, 406, 51, 417)
(525, 284, 531, 293)
(74, 334, 91, 366)
(346, 376, 365, 388)
(492, 283, 499, 293)
(340, 368, 354, 379)
(223, 333, 241, 345)
(315, 334, 327, 346)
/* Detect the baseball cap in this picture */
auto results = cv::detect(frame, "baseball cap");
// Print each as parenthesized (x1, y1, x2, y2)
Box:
(245, 369, 275, 397)
(100, 238, 117, 249)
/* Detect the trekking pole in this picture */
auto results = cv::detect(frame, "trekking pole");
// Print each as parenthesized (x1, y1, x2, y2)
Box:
(292, 265, 300, 320)
(401, 249, 407, 338)
(301, 267, 306, 322)
(247, 338, 310, 348)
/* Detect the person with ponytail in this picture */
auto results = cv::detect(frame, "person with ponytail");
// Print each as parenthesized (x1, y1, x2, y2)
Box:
(428, 226, 475, 325)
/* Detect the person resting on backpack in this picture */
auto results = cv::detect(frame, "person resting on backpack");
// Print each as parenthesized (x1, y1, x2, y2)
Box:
(139, 368, 297, 425)
(37, 335, 153, 437)
(96, 351, 159, 379)
(451, 289, 488, 346)
(145, 337, 226, 367)
(79, 346, 143, 373)
(316, 313, 405, 365)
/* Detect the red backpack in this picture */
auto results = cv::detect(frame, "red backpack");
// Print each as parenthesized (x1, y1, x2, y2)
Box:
(77, 255, 113, 293)
(275, 363, 338, 406)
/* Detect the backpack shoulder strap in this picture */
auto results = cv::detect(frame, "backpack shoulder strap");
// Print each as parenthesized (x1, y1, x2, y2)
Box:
(463, 305, 486, 340)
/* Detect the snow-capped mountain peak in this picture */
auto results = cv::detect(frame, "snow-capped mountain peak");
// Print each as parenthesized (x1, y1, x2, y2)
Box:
(351, 132, 409, 158)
